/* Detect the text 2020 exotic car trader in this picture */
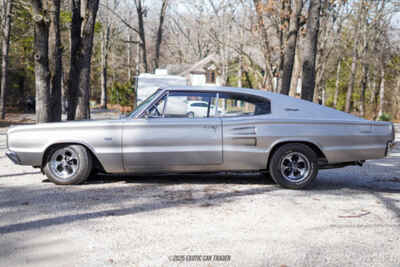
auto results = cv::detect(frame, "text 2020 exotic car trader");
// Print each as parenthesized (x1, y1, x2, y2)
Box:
(6, 86, 395, 189)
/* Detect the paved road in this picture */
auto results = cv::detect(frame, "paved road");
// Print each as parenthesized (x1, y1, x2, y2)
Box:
(0, 125, 399, 266)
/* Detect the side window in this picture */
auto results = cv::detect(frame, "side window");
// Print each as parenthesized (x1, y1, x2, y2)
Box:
(210, 93, 271, 117)
(148, 91, 217, 118)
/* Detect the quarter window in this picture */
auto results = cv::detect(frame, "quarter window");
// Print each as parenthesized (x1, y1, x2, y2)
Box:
(210, 93, 271, 117)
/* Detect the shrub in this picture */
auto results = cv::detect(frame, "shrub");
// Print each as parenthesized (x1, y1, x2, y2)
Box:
(378, 112, 392, 121)
(109, 82, 135, 107)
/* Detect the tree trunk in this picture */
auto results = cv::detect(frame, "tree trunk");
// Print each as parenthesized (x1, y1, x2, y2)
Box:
(280, 0, 303, 95)
(67, 0, 82, 120)
(345, 0, 364, 113)
(345, 45, 359, 113)
(68, 0, 99, 120)
(100, 25, 110, 109)
(238, 49, 243, 88)
(289, 49, 301, 97)
(0, 0, 12, 119)
(75, 0, 100, 120)
(48, 0, 62, 122)
(253, 0, 275, 90)
(136, 0, 148, 72)
(32, 0, 51, 123)
(127, 34, 132, 82)
(155, 0, 168, 69)
(301, 0, 321, 101)
(377, 67, 385, 118)
(360, 63, 369, 117)
(333, 58, 341, 108)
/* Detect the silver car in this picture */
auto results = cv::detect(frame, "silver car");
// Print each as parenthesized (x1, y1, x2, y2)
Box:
(5, 86, 395, 189)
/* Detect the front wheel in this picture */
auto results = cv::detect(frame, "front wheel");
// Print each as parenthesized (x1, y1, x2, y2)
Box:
(269, 143, 318, 189)
(43, 144, 92, 185)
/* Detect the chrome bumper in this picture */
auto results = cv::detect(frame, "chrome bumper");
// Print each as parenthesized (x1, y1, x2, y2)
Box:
(6, 150, 21, 165)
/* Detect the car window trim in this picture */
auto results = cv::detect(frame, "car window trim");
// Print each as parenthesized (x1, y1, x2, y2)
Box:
(161, 91, 169, 118)
(146, 90, 218, 119)
(137, 89, 271, 119)
(215, 92, 271, 118)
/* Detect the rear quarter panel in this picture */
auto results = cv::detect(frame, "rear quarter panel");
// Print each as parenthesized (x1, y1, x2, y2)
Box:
(256, 119, 393, 164)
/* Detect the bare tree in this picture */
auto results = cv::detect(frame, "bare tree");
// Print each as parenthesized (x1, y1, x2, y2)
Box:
(301, 0, 321, 101)
(333, 58, 341, 108)
(101, 24, 111, 109)
(32, 0, 51, 122)
(68, 0, 100, 120)
(134, 0, 148, 72)
(344, 0, 363, 113)
(155, 0, 169, 69)
(280, 0, 303, 95)
(99, 0, 121, 109)
(49, 0, 62, 121)
(253, 0, 275, 90)
(0, 0, 12, 119)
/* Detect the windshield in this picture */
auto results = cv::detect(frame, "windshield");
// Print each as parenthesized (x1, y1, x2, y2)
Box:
(129, 89, 162, 118)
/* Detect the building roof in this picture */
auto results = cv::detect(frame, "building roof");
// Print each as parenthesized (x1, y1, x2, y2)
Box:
(164, 54, 220, 76)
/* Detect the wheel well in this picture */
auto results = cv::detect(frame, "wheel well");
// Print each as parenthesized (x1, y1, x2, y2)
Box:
(266, 141, 327, 170)
(41, 143, 105, 172)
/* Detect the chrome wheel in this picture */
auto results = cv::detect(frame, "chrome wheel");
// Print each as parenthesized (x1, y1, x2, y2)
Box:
(49, 148, 80, 180)
(280, 152, 311, 182)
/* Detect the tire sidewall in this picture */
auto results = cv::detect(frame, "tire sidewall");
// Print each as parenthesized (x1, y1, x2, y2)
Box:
(269, 144, 318, 189)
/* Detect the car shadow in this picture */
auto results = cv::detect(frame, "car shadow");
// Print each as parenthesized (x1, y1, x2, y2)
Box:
(0, 184, 278, 235)
(0, 171, 41, 179)
(85, 171, 275, 186)
(0, 121, 34, 128)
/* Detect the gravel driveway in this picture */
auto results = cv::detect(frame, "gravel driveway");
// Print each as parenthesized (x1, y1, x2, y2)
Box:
(0, 122, 399, 267)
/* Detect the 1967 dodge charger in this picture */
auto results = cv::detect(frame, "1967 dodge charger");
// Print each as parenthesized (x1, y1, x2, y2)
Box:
(5, 86, 396, 189)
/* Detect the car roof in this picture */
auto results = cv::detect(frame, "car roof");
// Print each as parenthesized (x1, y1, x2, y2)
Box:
(161, 86, 366, 121)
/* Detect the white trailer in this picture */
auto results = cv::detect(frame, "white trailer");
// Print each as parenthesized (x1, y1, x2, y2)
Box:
(135, 72, 188, 105)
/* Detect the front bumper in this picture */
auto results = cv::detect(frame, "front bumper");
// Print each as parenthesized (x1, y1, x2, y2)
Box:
(6, 150, 21, 165)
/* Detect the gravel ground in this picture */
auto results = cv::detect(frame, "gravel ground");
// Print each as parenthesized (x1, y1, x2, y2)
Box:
(0, 119, 399, 267)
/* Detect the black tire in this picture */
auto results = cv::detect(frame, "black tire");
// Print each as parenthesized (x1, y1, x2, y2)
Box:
(187, 112, 195, 118)
(269, 143, 318, 189)
(43, 144, 92, 185)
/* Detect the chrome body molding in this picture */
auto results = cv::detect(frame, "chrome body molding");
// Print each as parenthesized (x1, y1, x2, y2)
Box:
(5, 86, 394, 174)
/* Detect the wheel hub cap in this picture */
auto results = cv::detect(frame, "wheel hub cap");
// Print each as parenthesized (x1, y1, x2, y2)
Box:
(49, 148, 79, 179)
(280, 152, 311, 182)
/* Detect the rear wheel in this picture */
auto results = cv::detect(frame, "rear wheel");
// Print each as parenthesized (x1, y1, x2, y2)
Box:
(269, 143, 318, 189)
(43, 144, 92, 185)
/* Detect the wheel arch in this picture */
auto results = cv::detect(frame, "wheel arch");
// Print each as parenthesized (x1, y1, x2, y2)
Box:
(41, 142, 105, 172)
(266, 140, 327, 170)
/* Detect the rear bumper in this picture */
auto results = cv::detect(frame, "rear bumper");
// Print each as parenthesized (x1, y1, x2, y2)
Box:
(6, 150, 21, 165)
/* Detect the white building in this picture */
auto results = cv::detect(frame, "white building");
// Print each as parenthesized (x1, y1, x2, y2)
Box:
(165, 54, 223, 87)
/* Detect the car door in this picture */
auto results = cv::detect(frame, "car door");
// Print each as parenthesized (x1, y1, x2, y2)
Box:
(122, 90, 223, 172)
(212, 92, 272, 170)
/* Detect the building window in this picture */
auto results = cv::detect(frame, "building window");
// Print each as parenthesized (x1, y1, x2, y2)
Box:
(206, 70, 216, 84)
